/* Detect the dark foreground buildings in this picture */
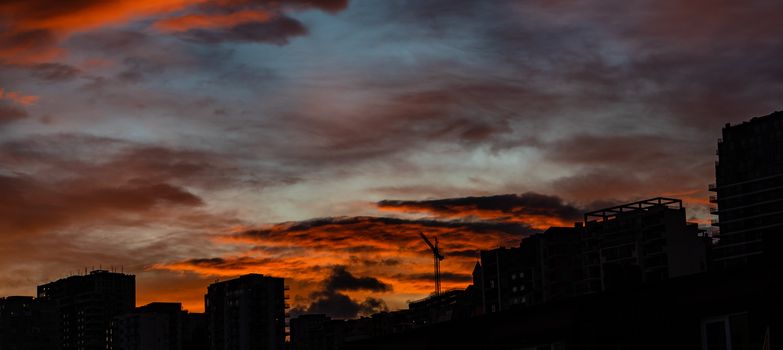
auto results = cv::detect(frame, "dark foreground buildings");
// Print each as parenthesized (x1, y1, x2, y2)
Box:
(343, 266, 780, 350)
(0, 271, 284, 350)
(110, 302, 210, 350)
(289, 197, 719, 348)
(579, 197, 707, 293)
(474, 198, 708, 315)
(711, 110, 783, 269)
(0, 296, 54, 350)
(205, 274, 287, 350)
(38, 270, 136, 350)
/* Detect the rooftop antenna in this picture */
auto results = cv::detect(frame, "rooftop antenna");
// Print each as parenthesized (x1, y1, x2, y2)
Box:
(419, 232, 445, 296)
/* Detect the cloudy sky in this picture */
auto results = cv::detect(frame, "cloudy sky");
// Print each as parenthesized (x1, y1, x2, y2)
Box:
(1, 0, 781, 316)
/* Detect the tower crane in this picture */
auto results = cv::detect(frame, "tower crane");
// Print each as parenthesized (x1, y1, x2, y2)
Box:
(419, 232, 445, 296)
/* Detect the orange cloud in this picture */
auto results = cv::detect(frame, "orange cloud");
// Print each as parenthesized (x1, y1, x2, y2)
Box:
(0, 87, 39, 106)
(154, 9, 276, 32)
(0, 0, 194, 63)
(0, 1, 193, 33)
(0, 0, 348, 63)
(153, 216, 535, 310)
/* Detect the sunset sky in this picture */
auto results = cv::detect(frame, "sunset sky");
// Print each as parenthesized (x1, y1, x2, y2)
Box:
(1, 0, 782, 316)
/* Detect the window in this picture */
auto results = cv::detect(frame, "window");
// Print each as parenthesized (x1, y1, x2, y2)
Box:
(701, 313, 749, 350)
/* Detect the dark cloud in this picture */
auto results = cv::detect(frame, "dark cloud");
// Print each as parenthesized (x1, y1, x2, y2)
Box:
(323, 265, 392, 292)
(28, 63, 81, 81)
(179, 17, 308, 44)
(237, 216, 535, 254)
(378, 193, 583, 228)
(543, 133, 715, 204)
(287, 0, 350, 13)
(296, 265, 390, 319)
(261, 81, 552, 167)
(0, 28, 59, 63)
(183, 257, 275, 270)
(0, 102, 28, 125)
(0, 134, 256, 243)
(0, 173, 203, 238)
(357, 297, 388, 315)
(0, 134, 242, 189)
(302, 291, 388, 319)
(349, 256, 401, 267)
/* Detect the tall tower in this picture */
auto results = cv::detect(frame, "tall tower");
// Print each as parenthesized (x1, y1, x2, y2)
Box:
(710, 111, 783, 269)
(37, 270, 135, 350)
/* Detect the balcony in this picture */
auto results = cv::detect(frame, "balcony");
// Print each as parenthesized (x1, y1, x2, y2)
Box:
(709, 195, 718, 203)
(711, 219, 720, 226)
(708, 183, 717, 191)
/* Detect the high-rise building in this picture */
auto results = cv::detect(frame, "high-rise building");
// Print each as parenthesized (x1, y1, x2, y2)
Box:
(710, 111, 783, 269)
(111, 302, 186, 350)
(205, 274, 286, 350)
(580, 198, 707, 293)
(37, 270, 135, 350)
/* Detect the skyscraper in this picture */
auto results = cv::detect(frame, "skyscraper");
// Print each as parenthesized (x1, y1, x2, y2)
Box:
(710, 111, 783, 268)
(205, 274, 286, 350)
(37, 270, 135, 350)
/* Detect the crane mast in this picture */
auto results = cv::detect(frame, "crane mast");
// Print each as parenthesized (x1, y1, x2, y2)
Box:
(419, 232, 445, 296)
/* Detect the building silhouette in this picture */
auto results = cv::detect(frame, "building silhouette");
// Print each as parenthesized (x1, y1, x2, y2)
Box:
(473, 198, 707, 316)
(532, 226, 584, 303)
(0, 296, 55, 350)
(289, 314, 341, 350)
(710, 110, 783, 269)
(205, 274, 286, 350)
(342, 266, 780, 350)
(182, 313, 208, 350)
(477, 242, 540, 313)
(111, 302, 187, 350)
(37, 270, 135, 350)
(580, 197, 708, 293)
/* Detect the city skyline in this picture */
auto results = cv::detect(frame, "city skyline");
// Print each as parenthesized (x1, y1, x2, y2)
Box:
(3, 0, 783, 315)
